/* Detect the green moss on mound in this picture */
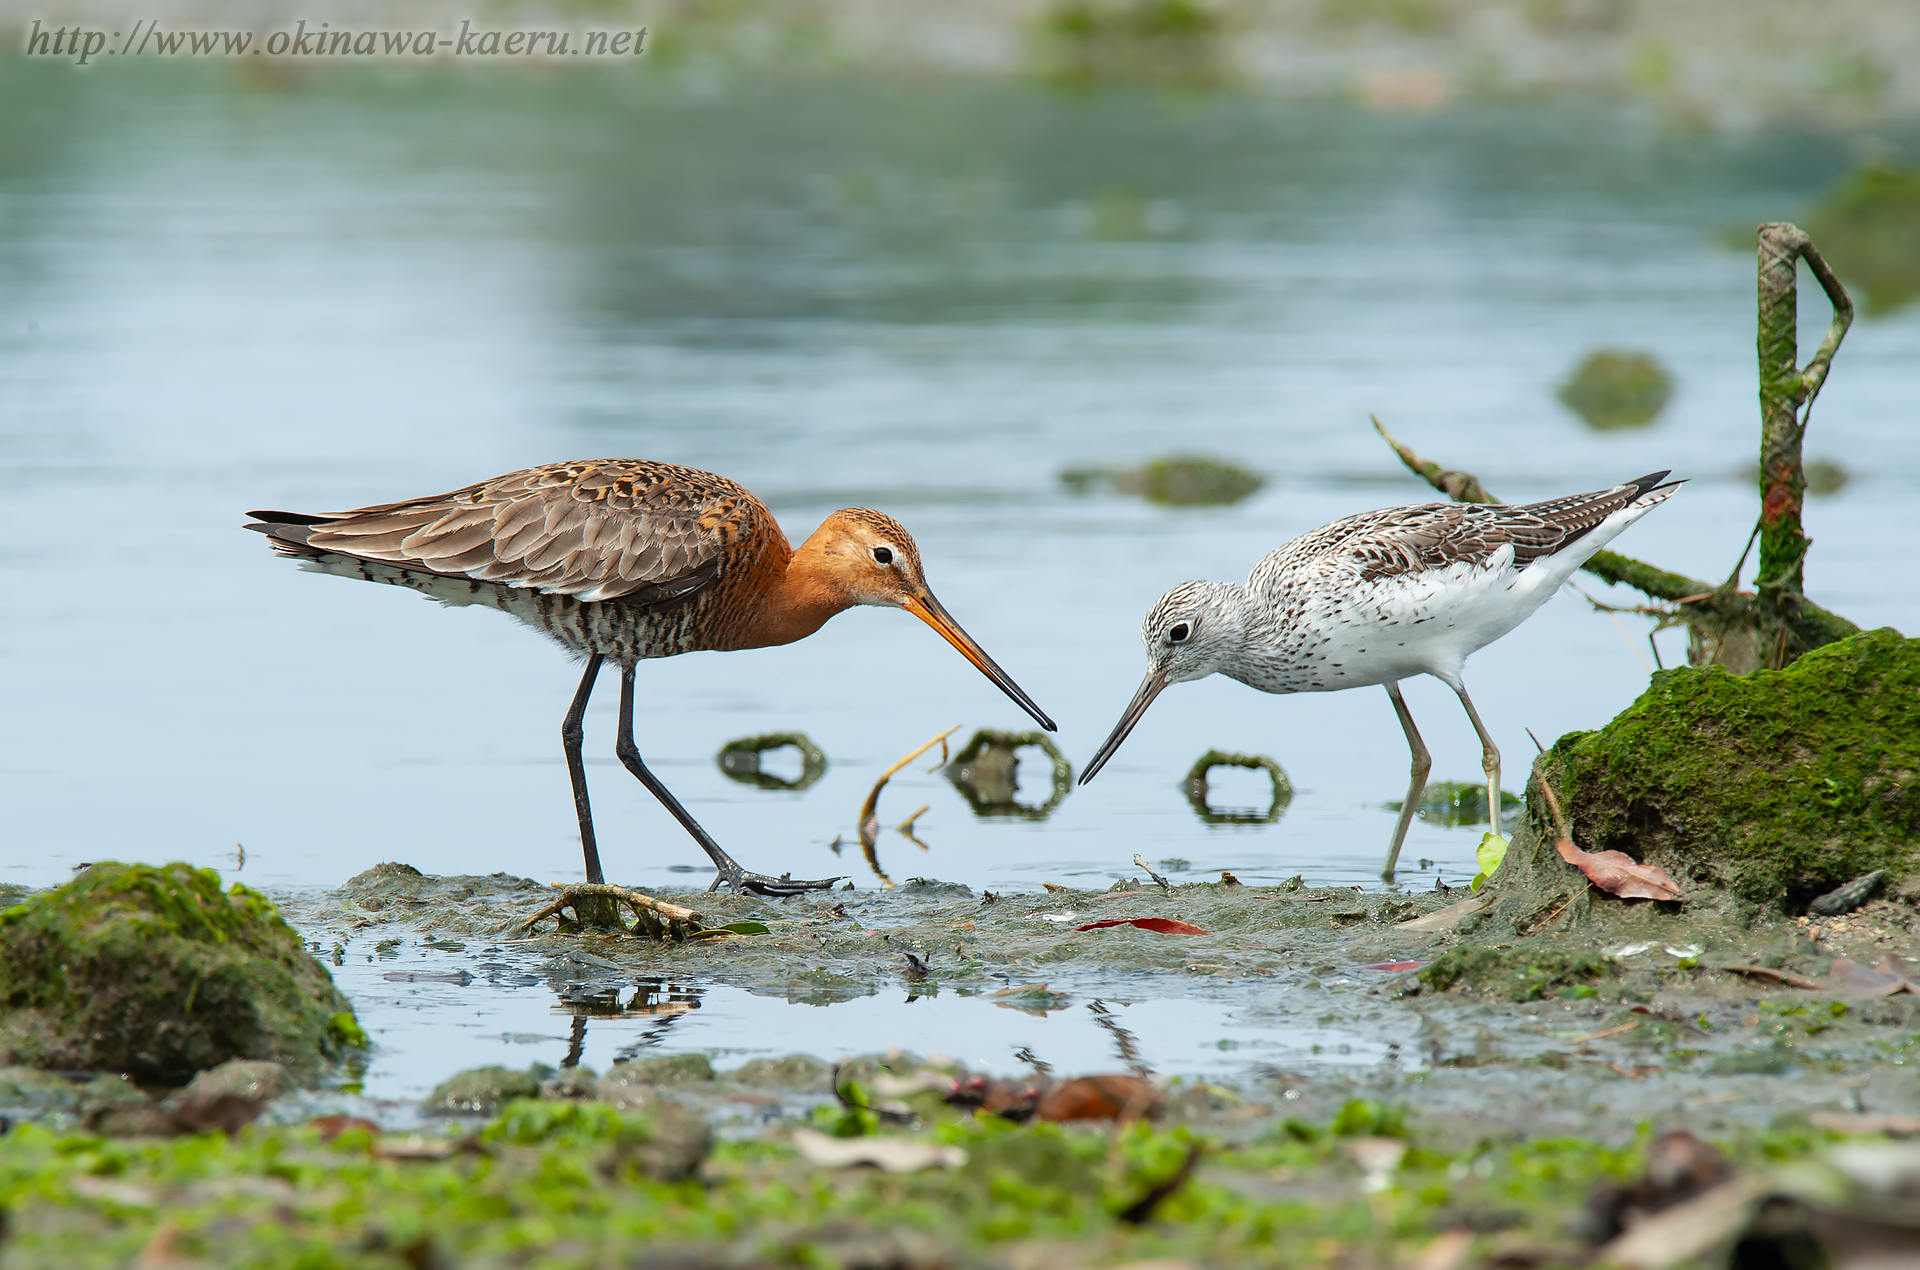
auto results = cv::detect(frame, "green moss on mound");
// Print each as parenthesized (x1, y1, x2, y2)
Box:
(0, 862, 360, 1085)
(1418, 946, 1618, 1002)
(1545, 629, 1920, 908)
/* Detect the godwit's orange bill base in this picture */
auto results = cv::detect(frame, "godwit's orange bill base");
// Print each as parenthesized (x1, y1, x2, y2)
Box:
(248, 459, 1055, 896)
(1078, 472, 1683, 881)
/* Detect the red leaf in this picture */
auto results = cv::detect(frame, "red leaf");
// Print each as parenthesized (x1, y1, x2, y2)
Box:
(1074, 917, 1211, 935)
(1035, 1075, 1162, 1122)
(1554, 838, 1684, 900)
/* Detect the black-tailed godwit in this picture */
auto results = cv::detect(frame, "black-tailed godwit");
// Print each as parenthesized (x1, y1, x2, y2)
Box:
(248, 459, 1055, 896)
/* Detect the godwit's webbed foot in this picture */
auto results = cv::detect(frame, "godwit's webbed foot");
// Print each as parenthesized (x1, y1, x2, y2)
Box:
(707, 864, 844, 897)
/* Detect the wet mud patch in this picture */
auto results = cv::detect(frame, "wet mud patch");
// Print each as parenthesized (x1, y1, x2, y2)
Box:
(235, 861, 1920, 1152)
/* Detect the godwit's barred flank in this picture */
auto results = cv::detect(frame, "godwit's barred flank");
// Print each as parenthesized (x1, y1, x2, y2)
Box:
(1079, 472, 1684, 880)
(248, 458, 1055, 896)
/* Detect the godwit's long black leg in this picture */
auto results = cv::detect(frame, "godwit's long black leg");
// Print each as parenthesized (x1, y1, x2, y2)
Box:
(613, 663, 841, 897)
(1381, 680, 1431, 881)
(1447, 680, 1503, 837)
(562, 653, 606, 884)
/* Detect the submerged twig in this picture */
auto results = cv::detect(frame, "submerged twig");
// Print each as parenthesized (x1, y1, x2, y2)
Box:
(858, 726, 960, 888)
(859, 727, 960, 849)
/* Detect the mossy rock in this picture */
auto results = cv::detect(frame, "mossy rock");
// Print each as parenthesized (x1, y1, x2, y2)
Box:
(725, 1054, 832, 1091)
(1503, 630, 1920, 919)
(426, 1065, 544, 1114)
(0, 863, 361, 1085)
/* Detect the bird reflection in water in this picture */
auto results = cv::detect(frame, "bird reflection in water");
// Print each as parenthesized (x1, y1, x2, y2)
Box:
(551, 978, 704, 1064)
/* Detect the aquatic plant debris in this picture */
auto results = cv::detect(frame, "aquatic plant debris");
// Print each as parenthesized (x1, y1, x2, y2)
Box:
(1074, 917, 1211, 935)
(858, 725, 960, 871)
(1557, 348, 1673, 430)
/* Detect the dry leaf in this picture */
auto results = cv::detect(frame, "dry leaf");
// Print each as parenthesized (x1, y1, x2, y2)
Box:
(1395, 894, 1492, 931)
(1828, 954, 1913, 998)
(1555, 837, 1683, 900)
(1035, 1075, 1162, 1122)
(793, 1128, 967, 1173)
(1074, 917, 1211, 935)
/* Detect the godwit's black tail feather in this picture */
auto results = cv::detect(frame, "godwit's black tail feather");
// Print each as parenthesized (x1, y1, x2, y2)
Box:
(245, 516, 325, 557)
(244, 508, 343, 526)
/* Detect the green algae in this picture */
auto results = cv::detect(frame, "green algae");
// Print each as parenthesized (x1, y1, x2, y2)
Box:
(1387, 780, 1520, 829)
(1415, 946, 1619, 1003)
(1536, 628, 1920, 911)
(1556, 348, 1673, 430)
(944, 729, 1073, 820)
(0, 863, 360, 1085)
(0, 1084, 1824, 1270)
(1060, 455, 1265, 507)
(715, 731, 828, 792)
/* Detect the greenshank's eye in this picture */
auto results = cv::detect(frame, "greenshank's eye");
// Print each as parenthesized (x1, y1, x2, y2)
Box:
(872, 546, 894, 565)
(1168, 622, 1191, 643)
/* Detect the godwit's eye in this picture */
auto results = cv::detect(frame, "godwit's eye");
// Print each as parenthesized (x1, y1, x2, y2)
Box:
(1168, 622, 1191, 643)
(872, 546, 894, 565)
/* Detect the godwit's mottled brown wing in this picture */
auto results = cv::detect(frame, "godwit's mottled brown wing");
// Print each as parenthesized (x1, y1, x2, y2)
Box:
(1301, 472, 1675, 583)
(257, 459, 778, 604)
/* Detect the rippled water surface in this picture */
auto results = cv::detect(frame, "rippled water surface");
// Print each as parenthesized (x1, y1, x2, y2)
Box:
(4, 62, 1917, 1083)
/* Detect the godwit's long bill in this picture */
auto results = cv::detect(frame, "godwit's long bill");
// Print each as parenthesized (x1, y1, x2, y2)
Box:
(1079, 472, 1682, 880)
(249, 459, 1054, 896)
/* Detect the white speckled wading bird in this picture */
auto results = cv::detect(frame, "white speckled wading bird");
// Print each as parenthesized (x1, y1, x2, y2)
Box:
(248, 459, 1055, 896)
(1078, 472, 1682, 879)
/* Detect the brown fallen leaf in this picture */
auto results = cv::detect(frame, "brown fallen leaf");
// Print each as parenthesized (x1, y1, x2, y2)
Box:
(1035, 1075, 1162, 1122)
(1075, 917, 1211, 935)
(1596, 1176, 1769, 1270)
(1875, 952, 1920, 990)
(309, 1114, 383, 1143)
(1828, 954, 1912, 998)
(1555, 837, 1683, 900)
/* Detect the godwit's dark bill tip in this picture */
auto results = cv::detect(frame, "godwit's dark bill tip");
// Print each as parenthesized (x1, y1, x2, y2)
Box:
(902, 591, 1055, 734)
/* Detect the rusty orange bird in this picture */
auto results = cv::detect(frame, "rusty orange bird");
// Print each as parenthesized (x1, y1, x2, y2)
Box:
(247, 458, 1054, 896)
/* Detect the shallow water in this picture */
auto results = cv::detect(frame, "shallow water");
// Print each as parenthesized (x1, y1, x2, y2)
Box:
(4, 62, 1918, 1085)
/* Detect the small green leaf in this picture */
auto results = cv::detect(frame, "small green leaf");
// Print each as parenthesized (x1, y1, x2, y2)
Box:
(1476, 832, 1509, 878)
